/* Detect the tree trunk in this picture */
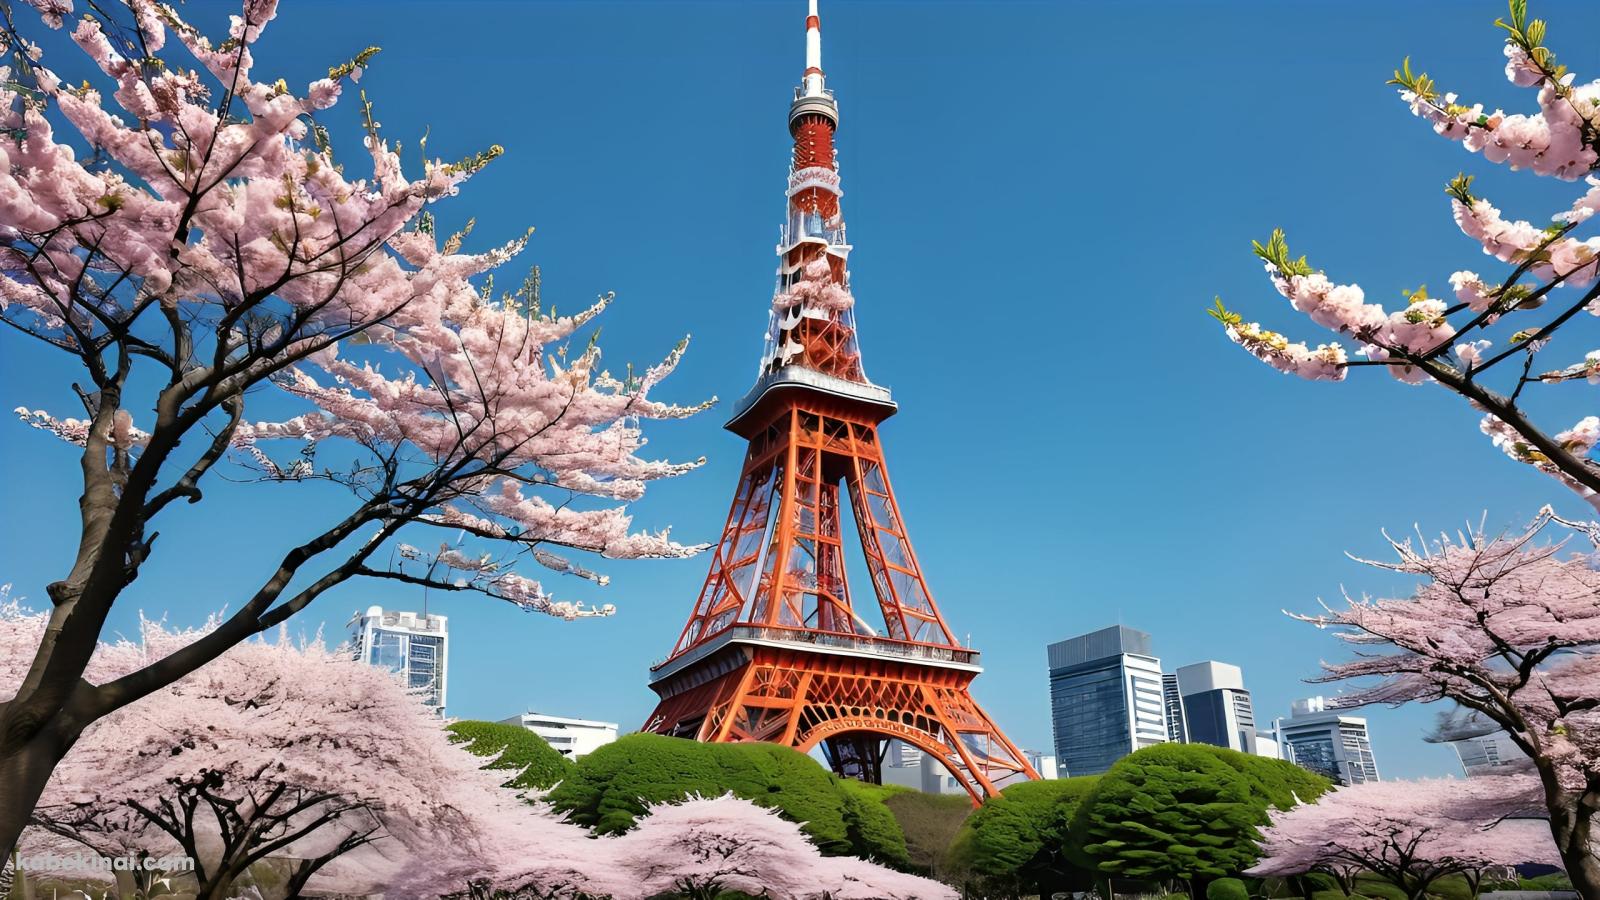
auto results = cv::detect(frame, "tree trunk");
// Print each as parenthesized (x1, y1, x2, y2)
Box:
(0, 731, 73, 864)
(1541, 782, 1600, 900)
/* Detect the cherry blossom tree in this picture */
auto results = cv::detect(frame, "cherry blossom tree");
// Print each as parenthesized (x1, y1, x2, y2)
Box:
(2, 602, 624, 899)
(1212, 1, 1600, 511)
(1292, 508, 1600, 894)
(1248, 777, 1559, 900)
(0, 0, 710, 857)
(610, 795, 957, 900)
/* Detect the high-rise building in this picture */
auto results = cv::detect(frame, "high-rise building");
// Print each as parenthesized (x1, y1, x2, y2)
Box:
(1047, 626, 1168, 777)
(1451, 730, 1528, 777)
(1161, 673, 1189, 743)
(1022, 750, 1059, 780)
(1279, 696, 1380, 785)
(1174, 661, 1257, 754)
(351, 605, 448, 716)
(499, 712, 618, 760)
(880, 741, 925, 791)
(638, 0, 1037, 801)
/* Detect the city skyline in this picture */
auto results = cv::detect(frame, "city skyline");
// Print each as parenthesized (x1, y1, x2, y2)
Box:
(7, 0, 1600, 781)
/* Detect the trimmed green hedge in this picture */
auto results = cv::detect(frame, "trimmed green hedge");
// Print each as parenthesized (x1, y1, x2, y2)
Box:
(949, 775, 1100, 897)
(1069, 744, 1334, 885)
(447, 720, 574, 791)
(546, 732, 908, 865)
(1207, 876, 1249, 900)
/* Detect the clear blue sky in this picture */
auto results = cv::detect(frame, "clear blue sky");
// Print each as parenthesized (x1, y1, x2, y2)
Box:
(4, 0, 1600, 780)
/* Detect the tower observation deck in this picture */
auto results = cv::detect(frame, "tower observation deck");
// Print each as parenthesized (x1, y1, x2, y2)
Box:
(642, 1, 1036, 802)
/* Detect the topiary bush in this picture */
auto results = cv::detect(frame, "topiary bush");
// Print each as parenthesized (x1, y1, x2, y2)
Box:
(447, 719, 575, 791)
(546, 732, 908, 865)
(1206, 876, 1249, 900)
(948, 776, 1099, 898)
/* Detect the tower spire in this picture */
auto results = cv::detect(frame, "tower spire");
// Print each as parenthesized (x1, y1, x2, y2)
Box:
(803, 0, 824, 98)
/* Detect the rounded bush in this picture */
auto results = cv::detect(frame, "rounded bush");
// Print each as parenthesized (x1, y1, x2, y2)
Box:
(1207, 877, 1249, 900)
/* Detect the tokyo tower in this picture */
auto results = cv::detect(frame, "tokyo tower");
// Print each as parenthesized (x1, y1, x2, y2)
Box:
(642, 0, 1037, 801)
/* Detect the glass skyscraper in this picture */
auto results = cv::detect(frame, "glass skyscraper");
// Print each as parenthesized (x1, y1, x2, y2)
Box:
(1047, 626, 1168, 777)
(352, 605, 449, 716)
(1174, 661, 1258, 754)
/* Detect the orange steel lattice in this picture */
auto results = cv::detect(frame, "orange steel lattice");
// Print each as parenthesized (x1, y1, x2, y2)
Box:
(645, 407, 1038, 801)
(644, 1, 1036, 803)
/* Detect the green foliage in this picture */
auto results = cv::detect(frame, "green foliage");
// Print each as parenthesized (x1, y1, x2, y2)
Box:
(1496, 0, 1565, 85)
(880, 790, 973, 879)
(1207, 298, 1242, 327)
(1387, 56, 1437, 102)
(446, 720, 574, 791)
(1252, 229, 1315, 277)
(1212, 749, 1332, 811)
(1446, 172, 1476, 205)
(949, 776, 1100, 898)
(1069, 743, 1289, 884)
(546, 733, 907, 865)
(1521, 872, 1575, 891)
(1207, 876, 1249, 900)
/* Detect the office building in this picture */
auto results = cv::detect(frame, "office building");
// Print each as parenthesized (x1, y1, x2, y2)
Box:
(1161, 673, 1189, 743)
(1174, 661, 1257, 754)
(1023, 749, 1059, 780)
(500, 711, 619, 760)
(1451, 729, 1529, 777)
(351, 605, 448, 716)
(1279, 696, 1380, 785)
(880, 741, 925, 791)
(1047, 626, 1168, 777)
(1254, 729, 1282, 760)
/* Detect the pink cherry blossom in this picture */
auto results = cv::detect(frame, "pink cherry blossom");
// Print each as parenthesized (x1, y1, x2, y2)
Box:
(1292, 508, 1600, 889)
(1250, 776, 1561, 897)
(0, 0, 716, 858)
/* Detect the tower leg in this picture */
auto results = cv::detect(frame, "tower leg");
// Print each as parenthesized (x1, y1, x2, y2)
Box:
(822, 733, 887, 784)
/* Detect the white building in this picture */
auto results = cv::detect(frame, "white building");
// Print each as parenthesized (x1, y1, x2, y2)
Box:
(1174, 661, 1257, 754)
(500, 712, 619, 760)
(1279, 696, 1380, 785)
(880, 741, 925, 791)
(1452, 729, 1529, 777)
(351, 606, 448, 717)
(1254, 729, 1282, 760)
(1023, 749, 1059, 780)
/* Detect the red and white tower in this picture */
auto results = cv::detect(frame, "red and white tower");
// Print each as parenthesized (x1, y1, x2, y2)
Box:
(643, 1, 1037, 801)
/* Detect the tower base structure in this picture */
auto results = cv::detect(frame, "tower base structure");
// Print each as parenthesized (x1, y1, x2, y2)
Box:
(646, 633, 1036, 802)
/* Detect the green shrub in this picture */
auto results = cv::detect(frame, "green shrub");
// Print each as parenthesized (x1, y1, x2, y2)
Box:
(880, 789, 974, 878)
(546, 733, 907, 865)
(447, 720, 574, 791)
(1216, 750, 1333, 811)
(1207, 876, 1249, 900)
(1070, 744, 1273, 884)
(948, 775, 1099, 897)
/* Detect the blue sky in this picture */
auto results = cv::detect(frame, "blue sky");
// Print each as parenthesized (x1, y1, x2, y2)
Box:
(5, 0, 1600, 780)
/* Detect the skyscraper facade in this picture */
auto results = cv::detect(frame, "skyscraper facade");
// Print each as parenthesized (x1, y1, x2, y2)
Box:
(351, 605, 449, 716)
(1450, 730, 1528, 777)
(1047, 626, 1167, 776)
(1174, 661, 1257, 754)
(1279, 696, 1380, 785)
(1161, 672, 1188, 744)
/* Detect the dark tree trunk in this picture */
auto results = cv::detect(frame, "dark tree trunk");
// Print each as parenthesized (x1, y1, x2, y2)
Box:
(1545, 787, 1600, 900)
(0, 726, 74, 863)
